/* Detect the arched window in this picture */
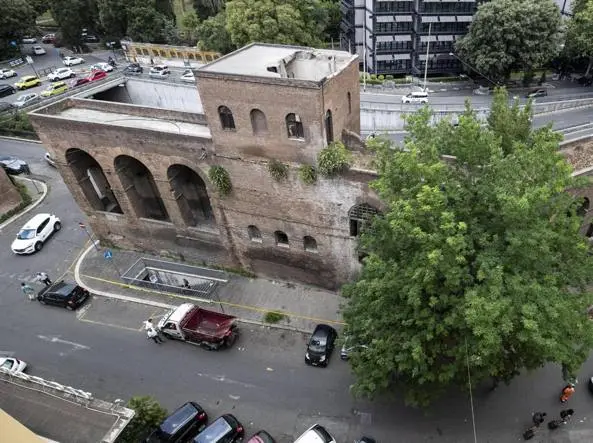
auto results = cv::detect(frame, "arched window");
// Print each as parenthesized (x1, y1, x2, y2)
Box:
(325, 110, 333, 144)
(248, 225, 262, 243)
(274, 230, 289, 247)
(286, 113, 304, 139)
(586, 223, 593, 238)
(218, 106, 236, 130)
(348, 203, 380, 237)
(250, 109, 268, 135)
(347, 92, 352, 114)
(577, 197, 590, 217)
(303, 236, 317, 252)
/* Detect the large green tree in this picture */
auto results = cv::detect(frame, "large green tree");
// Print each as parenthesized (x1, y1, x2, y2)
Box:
(455, 0, 563, 83)
(193, 0, 225, 20)
(342, 89, 593, 407)
(225, 0, 330, 48)
(117, 396, 167, 443)
(97, 0, 130, 40)
(197, 11, 234, 53)
(565, 0, 593, 75)
(50, 0, 99, 48)
(0, 0, 36, 59)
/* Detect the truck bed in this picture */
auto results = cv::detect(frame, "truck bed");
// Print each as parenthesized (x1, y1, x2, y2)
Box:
(179, 306, 236, 339)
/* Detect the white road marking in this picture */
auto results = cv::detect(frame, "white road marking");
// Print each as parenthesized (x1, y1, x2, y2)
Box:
(266, 367, 274, 372)
(37, 335, 90, 351)
(229, 395, 240, 400)
(0, 351, 15, 357)
(195, 372, 256, 389)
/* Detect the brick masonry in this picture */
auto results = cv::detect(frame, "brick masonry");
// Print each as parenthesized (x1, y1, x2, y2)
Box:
(0, 168, 22, 215)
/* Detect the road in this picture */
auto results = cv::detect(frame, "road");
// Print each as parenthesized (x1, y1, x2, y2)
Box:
(3, 141, 593, 442)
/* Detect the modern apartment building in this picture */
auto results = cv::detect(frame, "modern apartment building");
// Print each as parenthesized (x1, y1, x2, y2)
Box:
(340, 0, 481, 76)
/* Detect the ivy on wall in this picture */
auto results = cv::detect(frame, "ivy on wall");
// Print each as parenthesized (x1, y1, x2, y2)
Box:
(268, 159, 288, 181)
(298, 164, 317, 184)
(317, 141, 352, 177)
(208, 165, 232, 196)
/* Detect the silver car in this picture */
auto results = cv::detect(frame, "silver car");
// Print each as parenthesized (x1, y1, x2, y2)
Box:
(14, 93, 40, 108)
(0, 68, 17, 79)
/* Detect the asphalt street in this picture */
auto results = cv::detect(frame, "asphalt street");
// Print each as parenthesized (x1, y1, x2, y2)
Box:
(3, 133, 593, 441)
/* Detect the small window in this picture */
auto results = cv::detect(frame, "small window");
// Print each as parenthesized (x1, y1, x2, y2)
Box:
(274, 230, 289, 247)
(247, 225, 262, 243)
(303, 236, 318, 252)
(325, 110, 333, 144)
(349, 203, 380, 237)
(286, 113, 304, 139)
(218, 106, 236, 130)
(347, 92, 352, 114)
(250, 109, 268, 135)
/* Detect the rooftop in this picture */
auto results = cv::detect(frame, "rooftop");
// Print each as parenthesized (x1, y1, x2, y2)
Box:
(198, 43, 357, 82)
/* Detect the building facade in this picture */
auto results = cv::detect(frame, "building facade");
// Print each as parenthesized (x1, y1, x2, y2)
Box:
(340, 0, 484, 76)
(29, 44, 380, 290)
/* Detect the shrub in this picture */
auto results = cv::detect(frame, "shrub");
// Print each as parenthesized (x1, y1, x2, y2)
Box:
(116, 396, 168, 443)
(298, 165, 317, 184)
(378, 74, 384, 81)
(268, 159, 288, 181)
(385, 75, 394, 80)
(264, 311, 286, 323)
(208, 165, 232, 196)
(317, 141, 352, 177)
(370, 74, 377, 80)
(0, 181, 32, 224)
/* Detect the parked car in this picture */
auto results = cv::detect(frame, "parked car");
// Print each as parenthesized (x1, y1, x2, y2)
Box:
(0, 84, 16, 98)
(63, 56, 85, 66)
(526, 88, 547, 98)
(355, 438, 376, 443)
(340, 336, 369, 361)
(11, 213, 61, 254)
(48, 67, 75, 82)
(84, 35, 99, 43)
(589, 376, 593, 394)
(305, 324, 337, 367)
(37, 281, 89, 310)
(22, 37, 37, 44)
(41, 81, 68, 97)
(123, 63, 143, 75)
(32, 45, 46, 55)
(87, 70, 107, 82)
(70, 78, 90, 88)
(44, 152, 56, 167)
(0, 155, 28, 174)
(294, 425, 336, 443)
(0, 68, 17, 79)
(192, 414, 244, 443)
(14, 75, 41, 90)
(42, 34, 55, 44)
(158, 303, 239, 350)
(0, 102, 15, 112)
(89, 62, 114, 72)
(0, 357, 27, 375)
(180, 69, 195, 83)
(149, 64, 170, 79)
(246, 430, 276, 443)
(401, 91, 429, 104)
(14, 93, 40, 108)
(145, 402, 208, 443)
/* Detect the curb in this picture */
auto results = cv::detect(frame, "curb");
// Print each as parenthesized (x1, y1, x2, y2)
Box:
(0, 177, 48, 231)
(73, 243, 315, 333)
(0, 135, 42, 144)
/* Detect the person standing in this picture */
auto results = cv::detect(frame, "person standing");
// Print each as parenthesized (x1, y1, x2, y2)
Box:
(144, 318, 164, 344)
(21, 282, 36, 301)
(560, 384, 575, 403)
(36, 272, 52, 286)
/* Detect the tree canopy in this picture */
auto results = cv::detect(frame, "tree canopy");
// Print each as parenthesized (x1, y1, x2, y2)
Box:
(197, 11, 235, 54)
(50, 0, 99, 48)
(0, 0, 36, 59)
(341, 89, 593, 407)
(455, 0, 563, 83)
(117, 396, 168, 443)
(565, 0, 593, 75)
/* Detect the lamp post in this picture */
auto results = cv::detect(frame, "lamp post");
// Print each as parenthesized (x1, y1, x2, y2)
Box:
(449, 52, 499, 87)
(423, 22, 432, 92)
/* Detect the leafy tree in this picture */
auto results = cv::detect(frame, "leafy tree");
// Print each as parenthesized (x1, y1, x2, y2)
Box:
(342, 88, 593, 407)
(0, 0, 36, 59)
(225, 0, 329, 48)
(116, 396, 168, 443)
(181, 10, 200, 43)
(455, 0, 562, 83)
(193, 0, 224, 20)
(28, 0, 50, 16)
(97, 0, 130, 40)
(155, 0, 175, 20)
(50, 0, 99, 48)
(197, 11, 235, 53)
(565, 0, 593, 75)
(127, 4, 171, 43)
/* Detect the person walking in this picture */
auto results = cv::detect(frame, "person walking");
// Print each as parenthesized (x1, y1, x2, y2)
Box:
(21, 282, 36, 301)
(560, 383, 575, 403)
(143, 318, 164, 344)
(36, 272, 52, 286)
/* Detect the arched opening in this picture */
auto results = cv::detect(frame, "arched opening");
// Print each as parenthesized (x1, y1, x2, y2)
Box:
(114, 155, 169, 221)
(325, 110, 334, 144)
(248, 225, 262, 242)
(167, 164, 214, 227)
(347, 92, 352, 114)
(250, 109, 268, 135)
(587, 223, 593, 238)
(286, 113, 304, 139)
(348, 203, 380, 237)
(218, 105, 236, 130)
(65, 148, 122, 214)
(274, 230, 289, 247)
(577, 197, 590, 217)
(303, 235, 317, 252)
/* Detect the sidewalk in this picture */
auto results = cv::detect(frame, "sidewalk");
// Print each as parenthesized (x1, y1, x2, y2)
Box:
(75, 246, 345, 333)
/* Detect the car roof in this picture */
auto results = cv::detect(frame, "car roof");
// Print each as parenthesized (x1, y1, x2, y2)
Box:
(49, 282, 77, 297)
(313, 324, 333, 336)
(158, 402, 201, 435)
(193, 415, 235, 443)
(294, 425, 335, 443)
(22, 213, 51, 229)
(247, 430, 275, 443)
(22, 76, 37, 80)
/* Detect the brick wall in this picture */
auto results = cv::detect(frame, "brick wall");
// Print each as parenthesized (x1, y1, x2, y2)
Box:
(0, 169, 22, 215)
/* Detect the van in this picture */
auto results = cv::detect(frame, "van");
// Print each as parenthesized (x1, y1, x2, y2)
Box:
(401, 91, 429, 104)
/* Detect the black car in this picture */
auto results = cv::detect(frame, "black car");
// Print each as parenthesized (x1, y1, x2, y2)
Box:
(123, 63, 143, 75)
(0, 84, 16, 98)
(0, 155, 29, 175)
(192, 414, 244, 443)
(526, 88, 547, 98)
(146, 402, 208, 443)
(356, 438, 376, 443)
(37, 281, 90, 310)
(305, 324, 338, 367)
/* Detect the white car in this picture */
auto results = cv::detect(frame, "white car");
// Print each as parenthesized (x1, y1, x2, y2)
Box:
(180, 70, 195, 83)
(149, 65, 170, 79)
(48, 67, 75, 82)
(63, 56, 85, 66)
(44, 152, 56, 167)
(22, 37, 37, 44)
(11, 213, 61, 254)
(14, 93, 40, 108)
(0, 68, 17, 79)
(401, 91, 429, 104)
(294, 424, 337, 443)
(90, 62, 114, 72)
(32, 45, 46, 55)
(0, 357, 27, 375)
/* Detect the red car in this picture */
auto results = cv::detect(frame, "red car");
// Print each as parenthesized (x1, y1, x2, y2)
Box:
(70, 78, 90, 88)
(87, 70, 107, 82)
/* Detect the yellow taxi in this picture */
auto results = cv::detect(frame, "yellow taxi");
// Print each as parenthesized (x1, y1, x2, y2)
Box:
(14, 75, 41, 90)
(40, 81, 68, 97)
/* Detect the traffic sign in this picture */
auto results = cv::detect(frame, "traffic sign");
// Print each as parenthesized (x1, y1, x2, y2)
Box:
(25, 55, 33, 64)
(104, 250, 113, 260)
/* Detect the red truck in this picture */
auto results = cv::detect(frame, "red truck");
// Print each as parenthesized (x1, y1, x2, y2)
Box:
(157, 303, 238, 350)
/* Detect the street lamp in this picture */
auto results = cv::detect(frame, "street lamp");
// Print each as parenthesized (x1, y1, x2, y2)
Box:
(449, 52, 499, 87)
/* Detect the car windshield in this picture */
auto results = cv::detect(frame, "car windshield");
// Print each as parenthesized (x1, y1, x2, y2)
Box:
(309, 335, 327, 353)
(17, 229, 36, 240)
(194, 418, 232, 443)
